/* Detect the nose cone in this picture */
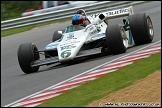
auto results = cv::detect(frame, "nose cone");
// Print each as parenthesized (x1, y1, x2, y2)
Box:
(57, 30, 87, 62)
(61, 50, 71, 58)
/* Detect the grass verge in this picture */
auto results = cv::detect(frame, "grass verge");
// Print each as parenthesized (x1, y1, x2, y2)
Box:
(37, 52, 161, 107)
(1, 1, 153, 37)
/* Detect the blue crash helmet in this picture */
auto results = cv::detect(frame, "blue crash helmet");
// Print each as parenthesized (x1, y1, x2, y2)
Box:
(72, 14, 86, 26)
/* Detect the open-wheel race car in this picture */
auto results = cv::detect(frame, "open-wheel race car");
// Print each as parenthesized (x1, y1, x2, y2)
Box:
(17, 6, 154, 74)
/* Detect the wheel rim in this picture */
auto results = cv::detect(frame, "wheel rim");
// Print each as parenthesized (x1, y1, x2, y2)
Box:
(33, 45, 39, 60)
(121, 29, 128, 48)
(147, 18, 154, 37)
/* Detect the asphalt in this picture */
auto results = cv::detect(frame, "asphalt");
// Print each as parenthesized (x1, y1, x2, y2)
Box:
(1, 1, 161, 106)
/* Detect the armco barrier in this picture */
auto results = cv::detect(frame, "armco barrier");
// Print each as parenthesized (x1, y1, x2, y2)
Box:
(1, 1, 145, 31)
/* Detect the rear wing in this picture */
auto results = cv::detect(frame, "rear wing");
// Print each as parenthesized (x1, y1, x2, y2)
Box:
(90, 6, 134, 20)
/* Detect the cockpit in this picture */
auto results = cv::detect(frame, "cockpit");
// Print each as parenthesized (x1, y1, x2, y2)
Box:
(65, 25, 85, 33)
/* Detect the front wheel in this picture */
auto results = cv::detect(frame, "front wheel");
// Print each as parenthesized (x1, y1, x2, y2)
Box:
(17, 43, 40, 74)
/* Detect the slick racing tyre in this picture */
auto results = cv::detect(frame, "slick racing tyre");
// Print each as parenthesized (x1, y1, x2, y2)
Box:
(106, 24, 128, 55)
(128, 13, 154, 45)
(52, 29, 65, 42)
(17, 43, 40, 74)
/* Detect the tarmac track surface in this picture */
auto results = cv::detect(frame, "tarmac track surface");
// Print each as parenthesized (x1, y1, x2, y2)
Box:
(1, 1, 161, 106)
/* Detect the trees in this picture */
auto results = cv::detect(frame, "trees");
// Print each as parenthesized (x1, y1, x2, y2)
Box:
(1, 1, 40, 21)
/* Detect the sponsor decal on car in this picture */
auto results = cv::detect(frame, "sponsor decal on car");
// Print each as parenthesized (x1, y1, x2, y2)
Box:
(60, 41, 80, 46)
(66, 33, 77, 41)
(106, 8, 129, 16)
(68, 33, 74, 38)
(89, 29, 98, 36)
(91, 8, 129, 18)
(61, 50, 71, 58)
(90, 13, 100, 18)
(60, 44, 76, 51)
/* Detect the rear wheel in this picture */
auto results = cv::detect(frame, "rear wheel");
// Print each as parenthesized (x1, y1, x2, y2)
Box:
(17, 43, 40, 74)
(128, 13, 154, 45)
(105, 24, 128, 55)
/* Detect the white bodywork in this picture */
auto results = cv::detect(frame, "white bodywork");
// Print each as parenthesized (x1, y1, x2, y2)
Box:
(45, 6, 135, 62)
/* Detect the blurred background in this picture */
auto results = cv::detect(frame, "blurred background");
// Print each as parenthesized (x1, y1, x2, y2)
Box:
(1, 1, 98, 21)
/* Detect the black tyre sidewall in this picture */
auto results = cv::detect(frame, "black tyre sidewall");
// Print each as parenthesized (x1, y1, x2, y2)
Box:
(106, 24, 127, 55)
(128, 13, 154, 45)
(17, 43, 39, 74)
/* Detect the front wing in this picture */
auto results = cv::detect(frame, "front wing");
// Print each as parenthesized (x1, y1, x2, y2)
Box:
(31, 47, 102, 67)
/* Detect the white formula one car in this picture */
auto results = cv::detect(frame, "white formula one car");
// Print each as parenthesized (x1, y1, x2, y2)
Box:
(17, 6, 154, 74)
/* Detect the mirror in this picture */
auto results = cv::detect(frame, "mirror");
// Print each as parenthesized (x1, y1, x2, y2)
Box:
(58, 31, 62, 34)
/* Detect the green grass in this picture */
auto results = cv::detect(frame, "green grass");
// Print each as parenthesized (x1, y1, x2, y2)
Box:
(37, 52, 161, 107)
(1, 1, 154, 37)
